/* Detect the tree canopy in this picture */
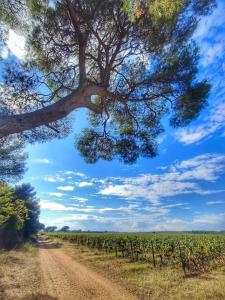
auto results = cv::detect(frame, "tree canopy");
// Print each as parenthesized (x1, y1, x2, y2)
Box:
(0, 0, 215, 164)
(0, 182, 27, 248)
(0, 182, 40, 248)
(0, 135, 27, 182)
(14, 183, 40, 240)
(59, 225, 70, 232)
(45, 226, 57, 232)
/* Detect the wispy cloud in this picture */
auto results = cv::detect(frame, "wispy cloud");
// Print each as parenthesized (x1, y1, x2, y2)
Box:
(72, 196, 88, 203)
(41, 211, 225, 232)
(48, 192, 65, 198)
(175, 102, 225, 145)
(194, 0, 225, 67)
(76, 182, 93, 187)
(207, 200, 225, 205)
(192, 212, 225, 230)
(64, 171, 86, 178)
(175, 1, 225, 145)
(200, 42, 224, 67)
(33, 158, 51, 164)
(57, 186, 74, 191)
(99, 153, 225, 204)
(40, 200, 75, 211)
(40, 199, 139, 215)
(44, 176, 65, 183)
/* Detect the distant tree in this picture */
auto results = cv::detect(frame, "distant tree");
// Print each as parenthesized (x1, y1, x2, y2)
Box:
(45, 226, 57, 232)
(38, 223, 45, 231)
(14, 183, 40, 240)
(0, 135, 27, 183)
(0, 182, 28, 249)
(0, 0, 214, 164)
(59, 226, 70, 232)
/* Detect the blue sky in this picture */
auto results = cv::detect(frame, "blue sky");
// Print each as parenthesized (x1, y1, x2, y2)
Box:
(1, 1, 225, 231)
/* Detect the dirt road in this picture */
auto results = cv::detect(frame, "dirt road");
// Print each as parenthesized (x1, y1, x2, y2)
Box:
(39, 239, 136, 300)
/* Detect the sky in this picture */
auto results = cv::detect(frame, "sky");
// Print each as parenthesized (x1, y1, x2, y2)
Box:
(1, 1, 225, 232)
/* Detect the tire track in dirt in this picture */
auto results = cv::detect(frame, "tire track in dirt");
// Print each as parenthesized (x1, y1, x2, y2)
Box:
(39, 239, 136, 300)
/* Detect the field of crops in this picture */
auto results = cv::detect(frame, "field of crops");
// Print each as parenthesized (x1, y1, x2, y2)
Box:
(46, 232, 225, 275)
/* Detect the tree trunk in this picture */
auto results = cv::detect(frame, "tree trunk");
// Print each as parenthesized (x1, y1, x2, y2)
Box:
(0, 84, 104, 138)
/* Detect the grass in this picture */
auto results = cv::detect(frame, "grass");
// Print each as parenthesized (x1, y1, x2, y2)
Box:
(0, 243, 41, 300)
(61, 240, 225, 300)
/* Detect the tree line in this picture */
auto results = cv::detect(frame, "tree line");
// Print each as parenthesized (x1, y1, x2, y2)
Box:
(0, 182, 43, 249)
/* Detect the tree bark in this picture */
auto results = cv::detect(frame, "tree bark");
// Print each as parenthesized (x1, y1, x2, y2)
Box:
(0, 84, 104, 138)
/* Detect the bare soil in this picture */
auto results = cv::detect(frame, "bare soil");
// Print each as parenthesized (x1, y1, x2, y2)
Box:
(39, 238, 136, 300)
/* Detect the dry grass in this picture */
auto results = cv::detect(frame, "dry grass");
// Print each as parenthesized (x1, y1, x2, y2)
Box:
(0, 243, 43, 300)
(62, 241, 225, 300)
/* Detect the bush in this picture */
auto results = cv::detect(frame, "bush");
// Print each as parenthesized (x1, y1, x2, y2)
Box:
(0, 182, 28, 249)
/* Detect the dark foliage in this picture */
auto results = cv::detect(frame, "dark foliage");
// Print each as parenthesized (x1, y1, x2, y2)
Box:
(14, 183, 40, 240)
(0, 135, 27, 182)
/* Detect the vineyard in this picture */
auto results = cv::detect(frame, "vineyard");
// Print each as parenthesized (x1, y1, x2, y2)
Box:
(46, 232, 225, 275)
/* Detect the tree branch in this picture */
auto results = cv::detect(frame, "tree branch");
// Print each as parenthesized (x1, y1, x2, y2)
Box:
(64, 0, 87, 84)
(0, 83, 106, 138)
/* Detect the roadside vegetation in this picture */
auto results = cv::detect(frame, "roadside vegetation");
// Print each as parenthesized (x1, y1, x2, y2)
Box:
(0, 182, 42, 249)
(46, 232, 225, 300)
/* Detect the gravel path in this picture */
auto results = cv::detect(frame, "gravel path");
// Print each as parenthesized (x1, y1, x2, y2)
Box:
(39, 239, 136, 300)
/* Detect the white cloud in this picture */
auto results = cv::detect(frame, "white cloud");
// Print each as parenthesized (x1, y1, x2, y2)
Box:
(72, 196, 88, 203)
(194, 2, 225, 39)
(34, 158, 50, 164)
(44, 176, 65, 183)
(161, 203, 188, 209)
(175, 102, 225, 145)
(99, 153, 225, 204)
(157, 166, 168, 171)
(99, 204, 139, 213)
(63, 204, 139, 214)
(200, 42, 224, 67)
(192, 213, 225, 230)
(174, 153, 225, 181)
(57, 185, 74, 191)
(99, 181, 201, 205)
(76, 182, 93, 187)
(40, 200, 75, 211)
(41, 210, 225, 232)
(65, 206, 97, 213)
(48, 192, 65, 198)
(6, 29, 26, 60)
(40, 199, 139, 217)
(65, 214, 97, 221)
(174, 2, 225, 146)
(64, 171, 86, 178)
(142, 205, 170, 217)
(38, 170, 89, 185)
(150, 218, 189, 232)
(194, 1, 225, 66)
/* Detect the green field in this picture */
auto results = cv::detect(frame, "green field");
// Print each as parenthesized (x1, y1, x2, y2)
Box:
(46, 232, 225, 275)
